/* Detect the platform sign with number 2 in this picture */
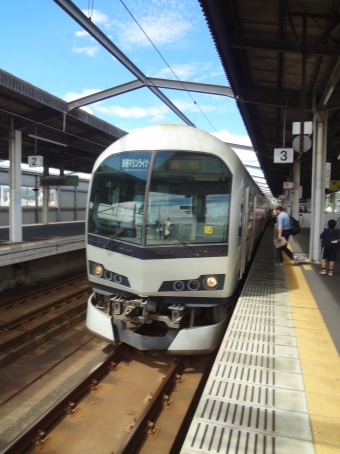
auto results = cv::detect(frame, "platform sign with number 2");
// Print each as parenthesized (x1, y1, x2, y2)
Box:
(28, 156, 44, 167)
(274, 148, 294, 164)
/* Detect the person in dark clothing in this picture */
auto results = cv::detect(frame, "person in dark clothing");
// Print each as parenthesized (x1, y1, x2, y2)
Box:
(319, 219, 338, 276)
(275, 206, 298, 265)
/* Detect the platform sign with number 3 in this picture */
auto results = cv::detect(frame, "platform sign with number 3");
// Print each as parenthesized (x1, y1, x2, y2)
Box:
(274, 148, 294, 164)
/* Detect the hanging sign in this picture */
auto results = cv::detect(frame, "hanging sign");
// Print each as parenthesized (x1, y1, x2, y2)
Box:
(292, 135, 312, 152)
(283, 182, 294, 189)
(274, 148, 294, 163)
(28, 156, 43, 167)
(325, 163, 331, 189)
(330, 180, 340, 191)
(40, 175, 79, 186)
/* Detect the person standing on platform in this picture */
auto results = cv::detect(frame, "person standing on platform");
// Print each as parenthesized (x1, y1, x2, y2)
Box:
(319, 219, 339, 276)
(275, 206, 297, 265)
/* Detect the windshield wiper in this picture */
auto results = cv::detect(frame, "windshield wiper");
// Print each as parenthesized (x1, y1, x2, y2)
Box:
(158, 220, 199, 257)
(103, 222, 132, 250)
(103, 204, 137, 250)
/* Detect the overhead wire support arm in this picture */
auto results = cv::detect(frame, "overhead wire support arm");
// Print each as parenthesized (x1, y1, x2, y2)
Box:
(54, 0, 195, 126)
(67, 79, 234, 111)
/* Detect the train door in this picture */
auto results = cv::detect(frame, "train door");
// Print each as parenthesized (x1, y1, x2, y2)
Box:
(249, 195, 256, 256)
(239, 186, 249, 278)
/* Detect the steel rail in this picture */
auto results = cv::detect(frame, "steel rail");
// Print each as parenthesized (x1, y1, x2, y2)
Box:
(0, 287, 91, 334)
(0, 344, 128, 454)
(0, 274, 88, 310)
(116, 356, 186, 454)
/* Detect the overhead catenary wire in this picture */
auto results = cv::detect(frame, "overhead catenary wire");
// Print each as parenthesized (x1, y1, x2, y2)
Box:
(119, 0, 217, 132)
(88, 0, 94, 20)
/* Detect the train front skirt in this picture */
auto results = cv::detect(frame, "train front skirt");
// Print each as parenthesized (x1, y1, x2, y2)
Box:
(86, 293, 228, 354)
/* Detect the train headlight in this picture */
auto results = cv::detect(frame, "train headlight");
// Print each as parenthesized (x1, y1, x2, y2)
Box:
(173, 281, 184, 291)
(204, 276, 218, 289)
(188, 279, 200, 291)
(93, 263, 103, 276)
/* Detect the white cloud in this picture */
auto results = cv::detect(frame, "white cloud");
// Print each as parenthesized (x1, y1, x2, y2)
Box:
(211, 130, 261, 170)
(95, 104, 169, 121)
(72, 45, 99, 57)
(171, 96, 233, 115)
(112, 0, 197, 50)
(61, 88, 101, 102)
(211, 130, 252, 146)
(81, 9, 111, 28)
(75, 30, 89, 38)
(80, 106, 94, 115)
(115, 16, 192, 49)
(194, 75, 208, 82)
(150, 62, 213, 80)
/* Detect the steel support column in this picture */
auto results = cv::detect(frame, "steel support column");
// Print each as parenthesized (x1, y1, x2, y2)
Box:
(9, 126, 22, 243)
(310, 111, 327, 262)
(292, 161, 301, 220)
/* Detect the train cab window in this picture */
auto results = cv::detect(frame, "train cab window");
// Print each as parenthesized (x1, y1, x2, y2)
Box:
(88, 151, 151, 244)
(146, 151, 231, 245)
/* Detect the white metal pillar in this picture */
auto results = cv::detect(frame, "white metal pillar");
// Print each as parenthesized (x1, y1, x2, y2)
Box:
(42, 148, 49, 225)
(42, 186, 49, 225)
(310, 111, 327, 262)
(292, 161, 300, 220)
(9, 128, 23, 243)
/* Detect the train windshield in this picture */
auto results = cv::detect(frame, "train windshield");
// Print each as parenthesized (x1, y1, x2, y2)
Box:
(88, 151, 151, 245)
(88, 150, 231, 246)
(146, 151, 231, 245)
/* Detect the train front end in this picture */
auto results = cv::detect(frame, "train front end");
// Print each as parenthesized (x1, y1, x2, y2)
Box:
(85, 125, 243, 354)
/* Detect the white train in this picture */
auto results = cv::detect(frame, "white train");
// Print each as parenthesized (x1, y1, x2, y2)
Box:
(86, 124, 269, 354)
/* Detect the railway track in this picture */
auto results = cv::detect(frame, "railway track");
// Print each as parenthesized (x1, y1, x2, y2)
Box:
(0, 275, 91, 366)
(2, 345, 216, 454)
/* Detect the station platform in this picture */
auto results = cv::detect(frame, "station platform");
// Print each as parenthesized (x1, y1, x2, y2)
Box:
(0, 221, 85, 266)
(181, 227, 340, 453)
(0, 222, 86, 293)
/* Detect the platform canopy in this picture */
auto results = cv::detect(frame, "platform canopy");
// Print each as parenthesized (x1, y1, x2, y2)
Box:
(199, 0, 340, 199)
(0, 68, 127, 175)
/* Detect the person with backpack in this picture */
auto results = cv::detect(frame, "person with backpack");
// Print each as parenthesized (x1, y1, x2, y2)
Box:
(319, 219, 340, 275)
(275, 206, 298, 265)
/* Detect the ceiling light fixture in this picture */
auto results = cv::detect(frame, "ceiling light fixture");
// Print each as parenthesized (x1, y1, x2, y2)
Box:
(28, 134, 67, 147)
(323, 85, 335, 106)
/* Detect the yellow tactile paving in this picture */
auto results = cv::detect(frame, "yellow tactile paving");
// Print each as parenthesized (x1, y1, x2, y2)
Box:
(301, 360, 340, 379)
(297, 337, 338, 352)
(293, 319, 328, 330)
(295, 327, 334, 341)
(310, 415, 340, 446)
(315, 443, 340, 454)
(307, 394, 340, 418)
(284, 260, 340, 449)
(299, 348, 340, 363)
(291, 307, 326, 323)
(303, 375, 340, 395)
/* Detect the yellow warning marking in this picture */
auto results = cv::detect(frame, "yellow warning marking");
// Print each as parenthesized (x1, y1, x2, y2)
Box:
(295, 328, 333, 341)
(284, 261, 340, 448)
(303, 375, 340, 395)
(308, 394, 340, 418)
(293, 320, 327, 330)
(303, 265, 312, 270)
(299, 348, 340, 363)
(297, 337, 338, 351)
(301, 360, 340, 379)
(291, 307, 325, 323)
(310, 414, 340, 445)
(315, 444, 340, 454)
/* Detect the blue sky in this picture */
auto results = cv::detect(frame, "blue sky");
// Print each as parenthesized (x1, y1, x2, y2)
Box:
(1, 0, 270, 190)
